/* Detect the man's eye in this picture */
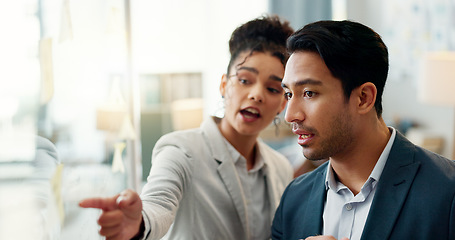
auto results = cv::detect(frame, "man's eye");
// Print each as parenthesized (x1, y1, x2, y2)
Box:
(304, 91, 315, 98)
(284, 92, 292, 100)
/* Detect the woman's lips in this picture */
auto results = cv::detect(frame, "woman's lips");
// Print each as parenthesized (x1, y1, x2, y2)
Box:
(240, 107, 260, 122)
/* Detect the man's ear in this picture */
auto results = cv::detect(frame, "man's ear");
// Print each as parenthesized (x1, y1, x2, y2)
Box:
(354, 82, 377, 115)
(220, 74, 228, 98)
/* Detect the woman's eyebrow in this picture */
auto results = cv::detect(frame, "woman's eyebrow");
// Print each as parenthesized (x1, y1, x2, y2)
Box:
(237, 66, 258, 74)
(237, 66, 282, 82)
(269, 75, 283, 82)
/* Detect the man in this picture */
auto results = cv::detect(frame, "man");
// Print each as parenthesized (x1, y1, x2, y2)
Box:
(272, 20, 455, 240)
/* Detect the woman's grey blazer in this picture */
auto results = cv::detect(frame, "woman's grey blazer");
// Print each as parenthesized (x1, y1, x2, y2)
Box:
(140, 117, 293, 240)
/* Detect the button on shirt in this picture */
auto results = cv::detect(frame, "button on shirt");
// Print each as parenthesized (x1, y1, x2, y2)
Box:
(322, 127, 396, 240)
(223, 139, 270, 240)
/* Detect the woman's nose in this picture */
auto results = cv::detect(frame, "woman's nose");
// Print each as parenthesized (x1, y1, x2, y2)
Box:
(248, 86, 264, 103)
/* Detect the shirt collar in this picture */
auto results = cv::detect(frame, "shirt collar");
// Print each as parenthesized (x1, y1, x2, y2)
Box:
(325, 127, 397, 190)
(250, 148, 265, 173)
(222, 137, 266, 173)
(370, 127, 396, 182)
(325, 163, 339, 191)
(222, 137, 241, 163)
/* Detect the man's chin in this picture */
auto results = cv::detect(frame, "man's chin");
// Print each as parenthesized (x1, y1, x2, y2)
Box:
(302, 150, 326, 161)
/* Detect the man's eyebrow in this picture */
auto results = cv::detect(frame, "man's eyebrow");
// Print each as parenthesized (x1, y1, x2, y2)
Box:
(282, 79, 323, 88)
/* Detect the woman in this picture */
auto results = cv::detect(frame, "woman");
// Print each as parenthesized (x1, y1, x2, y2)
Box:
(80, 15, 294, 240)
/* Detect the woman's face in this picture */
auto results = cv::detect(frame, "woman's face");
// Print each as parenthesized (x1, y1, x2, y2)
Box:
(219, 51, 287, 138)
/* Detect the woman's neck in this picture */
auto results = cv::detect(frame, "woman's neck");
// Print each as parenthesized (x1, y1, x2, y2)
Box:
(218, 118, 258, 170)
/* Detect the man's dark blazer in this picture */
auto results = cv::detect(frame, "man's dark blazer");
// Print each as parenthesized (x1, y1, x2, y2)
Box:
(272, 132, 455, 240)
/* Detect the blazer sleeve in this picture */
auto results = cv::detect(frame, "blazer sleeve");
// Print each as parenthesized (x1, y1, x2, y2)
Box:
(140, 134, 194, 240)
(271, 178, 293, 240)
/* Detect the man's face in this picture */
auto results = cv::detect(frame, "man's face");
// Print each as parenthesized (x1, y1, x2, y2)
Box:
(282, 51, 355, 160)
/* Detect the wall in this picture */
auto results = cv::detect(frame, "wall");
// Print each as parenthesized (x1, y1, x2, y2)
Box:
(131, 0, 455, 164)
(269, 0, 332, 29)
(347, 0, 455, 159)
(131, 0, 269, 119)
(268, 0, 455, 159)
(130, 0, 269, 180)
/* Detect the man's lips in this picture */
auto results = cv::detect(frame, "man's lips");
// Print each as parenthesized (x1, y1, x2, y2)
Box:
(297, 133, 314, 145)
(292, 123, 315, 145)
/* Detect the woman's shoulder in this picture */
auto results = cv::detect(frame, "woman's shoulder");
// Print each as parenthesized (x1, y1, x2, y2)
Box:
(257, 140, 293, 177)
(257, 140, 288, 161)
(153, 128, 206, 154)
(159, 128, 204, 143)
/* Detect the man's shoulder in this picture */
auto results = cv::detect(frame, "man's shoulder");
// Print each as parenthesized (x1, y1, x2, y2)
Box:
(392, 132, 455, 174)
(387, 134, 455, 191)
(414, 146, 455, 182)
(276, 161, 328, 217)
(287, 161, 328, 191)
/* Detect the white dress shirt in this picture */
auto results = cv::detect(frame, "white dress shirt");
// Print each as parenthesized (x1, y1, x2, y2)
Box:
(322, 127, 396, 240)
(224, 138, 271, 240)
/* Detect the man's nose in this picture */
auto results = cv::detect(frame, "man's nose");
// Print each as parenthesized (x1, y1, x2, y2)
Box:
(284, 97, 304, 123)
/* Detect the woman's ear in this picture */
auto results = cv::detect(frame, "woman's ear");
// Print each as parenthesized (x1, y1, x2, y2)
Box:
(219, 74, 228, 98)
(354, 82, 377, 115)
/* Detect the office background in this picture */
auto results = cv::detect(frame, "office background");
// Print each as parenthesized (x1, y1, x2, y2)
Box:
(1, 0, 455, 239)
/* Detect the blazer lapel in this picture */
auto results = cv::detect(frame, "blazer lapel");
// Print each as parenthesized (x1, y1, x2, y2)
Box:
(260, 143, 282, 220)
(264, 167, 278, 220)
(201, 117, 249, 237)
(217, 160, 249, 232)
(302, 168, 327, 236)
(361, 132, 421, 240)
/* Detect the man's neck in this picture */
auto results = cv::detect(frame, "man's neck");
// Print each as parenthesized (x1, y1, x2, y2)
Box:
(330, 119, 391, 195)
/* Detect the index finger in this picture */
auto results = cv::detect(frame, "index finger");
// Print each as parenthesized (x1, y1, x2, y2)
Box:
(79, 194, 120, 211)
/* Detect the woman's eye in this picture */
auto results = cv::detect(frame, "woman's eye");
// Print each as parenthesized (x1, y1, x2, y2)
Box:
(268, 87, 281, 94)
(239, 78, 249, 84)
(284, 92, 292, 100)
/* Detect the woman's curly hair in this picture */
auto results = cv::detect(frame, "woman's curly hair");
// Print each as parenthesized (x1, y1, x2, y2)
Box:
(227, 15, 294, 74)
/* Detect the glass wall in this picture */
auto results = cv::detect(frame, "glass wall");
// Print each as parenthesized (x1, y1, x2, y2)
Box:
(1, 0, 132, 239)
(1, 0, 270, 239)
